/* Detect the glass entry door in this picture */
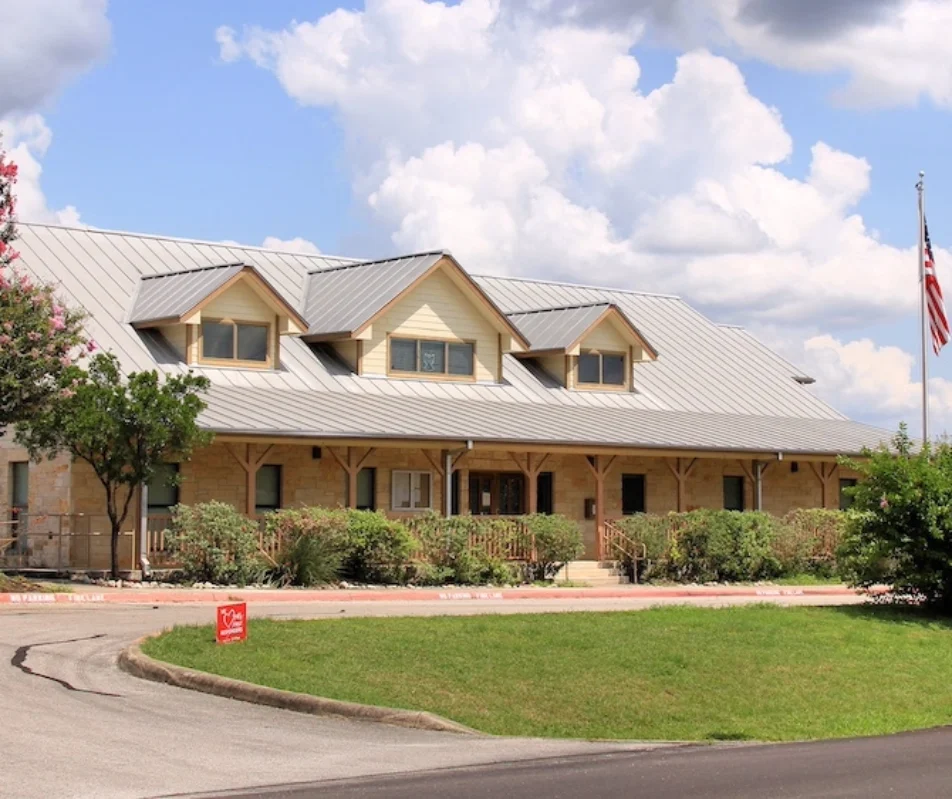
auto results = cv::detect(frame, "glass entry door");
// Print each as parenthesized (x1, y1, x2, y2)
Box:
(469, 472, 525, 515)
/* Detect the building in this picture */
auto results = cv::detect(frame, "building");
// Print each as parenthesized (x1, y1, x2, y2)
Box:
(0, 223, 885, 571)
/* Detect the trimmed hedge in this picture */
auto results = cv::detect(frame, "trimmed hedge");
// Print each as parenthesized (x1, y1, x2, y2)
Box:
(614, 509, 848, 583)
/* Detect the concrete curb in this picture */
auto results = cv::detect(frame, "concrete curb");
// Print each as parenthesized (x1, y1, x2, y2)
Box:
(0, 584, 878, 606)
(118, 635, 482, 736)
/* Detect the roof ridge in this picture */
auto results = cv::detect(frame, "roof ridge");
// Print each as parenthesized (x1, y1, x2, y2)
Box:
(507, 301, 613, 316)
(140, 262, 243, 280)
(472, 272, 681, 300)
(306, 249, 449, 276)
(17, 220, 362, 264)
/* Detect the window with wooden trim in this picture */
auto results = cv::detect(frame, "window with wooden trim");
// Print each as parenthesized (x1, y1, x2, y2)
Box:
(622, 474, 646, 515)
(256, 465, 282, 514)
(9, 462, 28, 519)
(723, 476, 745, 512)
(839, 478, 858, 511)
(577, 351, 626, 386)
(357, 467, 376, 511)
(389, 338, 474, 377)
(200, 319, 271, 365)
(392, 470, 432, 510)
(148, 463, 180, 515)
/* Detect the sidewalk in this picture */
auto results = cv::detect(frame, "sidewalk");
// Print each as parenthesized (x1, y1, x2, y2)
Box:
(0, 582, 869, 606)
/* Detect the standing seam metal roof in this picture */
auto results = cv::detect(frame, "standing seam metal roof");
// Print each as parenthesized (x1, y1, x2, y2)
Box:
(507, 303, 612, 352)
(129, 263, 244, 324)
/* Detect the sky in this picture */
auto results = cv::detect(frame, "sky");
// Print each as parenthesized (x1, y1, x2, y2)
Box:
(5, 0, 952, 436)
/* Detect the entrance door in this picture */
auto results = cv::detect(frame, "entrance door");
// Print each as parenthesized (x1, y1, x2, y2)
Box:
(469, 472, 525, 515)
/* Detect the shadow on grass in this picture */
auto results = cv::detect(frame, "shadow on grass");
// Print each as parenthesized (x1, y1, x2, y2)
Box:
(707, 731, 756, 741)
(824, 603, 952, 631)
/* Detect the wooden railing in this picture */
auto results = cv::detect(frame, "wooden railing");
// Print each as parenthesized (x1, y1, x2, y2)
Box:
(146, 514, 276, 569)
(408, 516, 537, 562)
(600, 520, 648, 583)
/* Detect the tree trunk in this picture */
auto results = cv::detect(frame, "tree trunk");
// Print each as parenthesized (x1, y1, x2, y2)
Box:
(111, 521, 120, 580)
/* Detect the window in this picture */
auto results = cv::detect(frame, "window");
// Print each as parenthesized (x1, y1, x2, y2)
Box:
(256, 465, 281, 514)
(10, 462, 28, 517)
(392, 470, 431, 510)
(839, 478, 858, 511)
(537, 472, 554, 515)
(469, 472, 525, 515)
(578, 352, 627, 386)
(723, 476, 745, 512)
(356, 467, 376, 511)
(390, 338, 475, 377)
(622, 474, 646, 515)
(147, 463, 179, 515)
(201, 320, 270, 364)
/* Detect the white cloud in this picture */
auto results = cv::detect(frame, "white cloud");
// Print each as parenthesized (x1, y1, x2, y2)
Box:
(0, 0, 110, 118)
(784, 333, 952, 436)
(1, 115, 81, 225)
(260, 236, 321, 254)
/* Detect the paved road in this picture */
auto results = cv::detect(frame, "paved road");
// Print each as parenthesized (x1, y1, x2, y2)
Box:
(1, 593, 872, 799)
(209, 729, 952, 799)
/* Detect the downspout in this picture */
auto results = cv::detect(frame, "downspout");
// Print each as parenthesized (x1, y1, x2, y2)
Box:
(138, 483, 151, 579)
(755, 461, 764, 512)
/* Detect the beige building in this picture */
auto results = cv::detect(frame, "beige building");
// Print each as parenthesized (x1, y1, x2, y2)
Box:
(1, 223, 880, 571)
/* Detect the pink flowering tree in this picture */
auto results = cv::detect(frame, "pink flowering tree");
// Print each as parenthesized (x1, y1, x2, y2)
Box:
(0, 140, 89, 432)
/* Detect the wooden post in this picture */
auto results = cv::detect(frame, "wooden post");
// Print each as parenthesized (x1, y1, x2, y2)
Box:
(809, 462, 838, 509)
(328, 447, 377, 508)
(584, 454, 616, 561)
(510, 452, 550, 514)
(227, 443, 276, 517)
(666, 457, 698, 512)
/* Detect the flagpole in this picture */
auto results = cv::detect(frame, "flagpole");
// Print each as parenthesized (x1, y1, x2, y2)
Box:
(918, 171, 929, 442)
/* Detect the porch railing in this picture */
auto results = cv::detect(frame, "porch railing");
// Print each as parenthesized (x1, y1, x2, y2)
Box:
(145, 514, 275, 570)
(600, 520, 648, 583)
(1, 513, 137, 572)
(408, 516, 537, 562)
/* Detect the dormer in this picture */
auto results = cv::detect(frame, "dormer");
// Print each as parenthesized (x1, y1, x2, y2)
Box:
(302, 252, 528, 382)
(508, 302, 657, 391)
(130, 263, 307, 369)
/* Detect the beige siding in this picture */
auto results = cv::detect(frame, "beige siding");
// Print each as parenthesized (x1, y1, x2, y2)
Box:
(332, 341, 359, 372)
(538, 354, 568, 386)
(362, 267, 500, 381)
(203, 278, 274, 323)
(580, 318, 629, 353)
(158, 324, 187, 360)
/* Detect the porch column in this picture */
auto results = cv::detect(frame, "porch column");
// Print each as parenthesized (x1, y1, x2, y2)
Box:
(227, 443, 276, 516)
(509, 452, 551, 514)
(422, 449, 469, 516)
(584, 454, 616, 561)
(809, 462, 838, 509)
(666, 457, 698, 512)
(328, 447, 376, 508)
(736, 460, 772, 511)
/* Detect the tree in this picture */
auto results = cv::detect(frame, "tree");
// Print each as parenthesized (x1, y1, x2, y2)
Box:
(17, 353, 213, 578)
(0, 139, 88, 432)
(839, 424, 952, 611)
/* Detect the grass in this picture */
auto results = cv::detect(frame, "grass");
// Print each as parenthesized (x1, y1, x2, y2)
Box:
(771, 573, 843, 586)
(142, 605, 952, 742)
(0, 573, 72, 593)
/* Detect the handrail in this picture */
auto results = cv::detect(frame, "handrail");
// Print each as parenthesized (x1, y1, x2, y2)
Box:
(601, 520, 648, 583)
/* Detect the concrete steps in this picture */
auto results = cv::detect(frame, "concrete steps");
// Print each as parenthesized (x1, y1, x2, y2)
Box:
(554, 560, 630, 586)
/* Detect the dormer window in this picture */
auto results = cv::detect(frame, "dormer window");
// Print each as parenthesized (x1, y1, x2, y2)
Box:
(201, 320, 271, 365)
(390, 337, 475, 378)
(578, 352, 626, 386)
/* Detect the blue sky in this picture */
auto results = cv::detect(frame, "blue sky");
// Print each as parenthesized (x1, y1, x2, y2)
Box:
(9, 0, 952, 434)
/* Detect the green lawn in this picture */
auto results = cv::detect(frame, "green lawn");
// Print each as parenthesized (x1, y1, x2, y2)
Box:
(143, 605, 952, 742)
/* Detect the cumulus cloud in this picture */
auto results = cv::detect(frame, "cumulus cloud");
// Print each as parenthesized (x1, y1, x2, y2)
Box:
(260, 236, 321, 254)
(1, 115, 81, 225)
(218, 3, 929, 328)
(0, 0, 110, 118)
(784, 333, 952, 435)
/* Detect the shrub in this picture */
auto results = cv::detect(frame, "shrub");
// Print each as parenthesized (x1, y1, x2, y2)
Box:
(342, 510, 416, 584)
(839, 426, 952, 610)
(613, 514, 673, 581)
(524, 514, 584, 581)
(776, 509, 847, 577)
(410, 514, 525, 585)
(264, 509, 348, 587)
(169, 502, 265, 585)
(667, 510, 780, 583)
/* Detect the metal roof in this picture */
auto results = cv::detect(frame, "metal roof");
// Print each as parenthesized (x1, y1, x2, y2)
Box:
(129, 263, 244, 325)
(508, 303, 612, 352)
(302, 252, 444, 337)
(199, 383, 888, 455)
(11, 222, 891, 455)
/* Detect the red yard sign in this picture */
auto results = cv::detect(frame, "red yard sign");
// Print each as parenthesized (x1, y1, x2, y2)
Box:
(216, 602, 247, 644)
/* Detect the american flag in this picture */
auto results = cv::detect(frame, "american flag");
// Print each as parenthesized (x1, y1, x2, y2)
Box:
(924, 219, 950, 355)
